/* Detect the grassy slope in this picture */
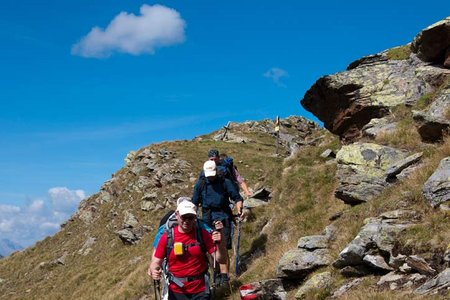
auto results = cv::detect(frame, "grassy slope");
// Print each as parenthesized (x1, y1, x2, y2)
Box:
(1, 115, 449, 300)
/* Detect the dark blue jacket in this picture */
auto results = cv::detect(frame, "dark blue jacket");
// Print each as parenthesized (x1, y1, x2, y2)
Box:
(192, 175, 243, 223)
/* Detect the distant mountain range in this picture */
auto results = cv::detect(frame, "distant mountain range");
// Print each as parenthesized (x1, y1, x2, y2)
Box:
(0, 239, 22, 257)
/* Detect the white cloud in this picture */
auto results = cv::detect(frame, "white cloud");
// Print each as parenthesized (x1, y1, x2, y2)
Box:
(71, 4, 186, 58)
(263, 67, 289, 87)
(49, 187, 86, 216)
(0, 187, 86, 249)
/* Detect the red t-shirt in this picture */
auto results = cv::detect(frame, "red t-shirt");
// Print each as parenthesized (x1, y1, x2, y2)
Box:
(154, 226, 215, 294)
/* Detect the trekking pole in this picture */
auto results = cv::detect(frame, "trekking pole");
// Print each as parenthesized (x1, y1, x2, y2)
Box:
(234, 217, 242, 276)
(154, 267, 161, 300)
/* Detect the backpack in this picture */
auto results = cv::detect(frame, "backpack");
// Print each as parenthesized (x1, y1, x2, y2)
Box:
(161, 213, 210, 292)
(220, 157, 239, 187)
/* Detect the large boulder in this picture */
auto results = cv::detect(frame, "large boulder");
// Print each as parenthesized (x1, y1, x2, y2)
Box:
(413, 86, 450, 142)
(301, 18, 450, 141)
(411, 17, 450, 66)
(300, 54, 433, 141)
(423, 157, 450, 208)
(335, 143, 421, 204)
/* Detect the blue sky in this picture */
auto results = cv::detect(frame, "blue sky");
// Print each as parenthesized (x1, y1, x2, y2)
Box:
(0, 0, 447, 250)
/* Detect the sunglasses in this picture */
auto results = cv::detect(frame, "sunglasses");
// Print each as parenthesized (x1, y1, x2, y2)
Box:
(181, 215, 196, 221)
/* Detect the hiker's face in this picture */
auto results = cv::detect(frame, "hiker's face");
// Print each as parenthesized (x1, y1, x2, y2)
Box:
(209, 156, 219, 164)
(206, 175, 216, 182)
(176, 212, 196, 232)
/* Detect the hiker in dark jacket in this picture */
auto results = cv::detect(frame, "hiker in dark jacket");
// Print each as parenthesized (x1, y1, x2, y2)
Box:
(191, 160, 243, 285)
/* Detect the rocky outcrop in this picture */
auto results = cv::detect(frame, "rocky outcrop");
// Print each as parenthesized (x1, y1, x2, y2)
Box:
(333, 210, 419, 275)
(300, 53, 433, 141)
(423, 157, 450, 208)
(116, 212, 147, 245)
(301, 17, 450, 142)
(335, 143, 421, 204)
(413, 86, 450, 142)
(411, 17, 450, 66)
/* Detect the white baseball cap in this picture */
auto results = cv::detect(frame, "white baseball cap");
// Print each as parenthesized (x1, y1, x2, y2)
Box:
(203, 160, 216, 177)
(177, 200, 197, 216)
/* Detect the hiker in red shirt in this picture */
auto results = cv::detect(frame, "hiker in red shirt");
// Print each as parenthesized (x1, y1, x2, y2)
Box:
(149, 201, 226, 299)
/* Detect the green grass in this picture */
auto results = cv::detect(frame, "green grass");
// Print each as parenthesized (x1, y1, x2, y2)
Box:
(386, 45, 411, 60)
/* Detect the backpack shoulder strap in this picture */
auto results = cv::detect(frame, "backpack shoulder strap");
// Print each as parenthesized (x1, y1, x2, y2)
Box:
(195, 220, 208, 255)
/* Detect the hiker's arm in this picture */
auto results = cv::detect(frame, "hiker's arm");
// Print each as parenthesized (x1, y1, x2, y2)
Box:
(239, 181, 252, 198)
(235, 200, 244, 218)
(234, 168, 252, 198)
(148, 255, 163, 280)
(211, 230, 226, 264)
(191, 180, 201, 207)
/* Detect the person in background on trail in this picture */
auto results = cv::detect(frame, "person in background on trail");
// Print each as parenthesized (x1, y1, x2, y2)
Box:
(191, 159, 244, 285)
(218, 153, 252, 198)
(149, 201, 225, 300)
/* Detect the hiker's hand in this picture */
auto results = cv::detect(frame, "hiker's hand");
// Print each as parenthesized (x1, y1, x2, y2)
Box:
(214, 220, 224, 231)
(237, 209, 246, 221)
(150, 266, 162, 280)
(245, 190, 253, 198)
(211, 230, 222, 244)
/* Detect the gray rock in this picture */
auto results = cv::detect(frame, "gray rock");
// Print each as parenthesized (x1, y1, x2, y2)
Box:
(385, 152, 423, 181)
(239, 279, 287, 300)
(295, 271, 332, 299)
(277, 249, 333, 279)
(116, 229, 142, 245)
(413, 87, 450, 142)
(399, 263, 413, 273)
(444, 248, 450, 263)
(363, 255, 394, 271)
(415, 268, 450, 295)
(339, 265, 372, 277)
(78, 237, 96, 256)
(141, 201, 155, 211)
(322, 225, 337, 241)
(331, 278, 363, 298)
(334, 211, 416, 272)
(124, 212, 139, 229)
(244, 198, 269, 208)
(405, 255, 437, 275)
(411, 17, 450, 64)
(335, 143, 410, 204)
(423, 157, 450, 207)
(389, 254, 407, 270)
(297, 235, 329, 250)
(362, 118, 397, 139)
(320, 149, 336, 159)
(379, 210, 419, 220)
(377, 272, 405, 285)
